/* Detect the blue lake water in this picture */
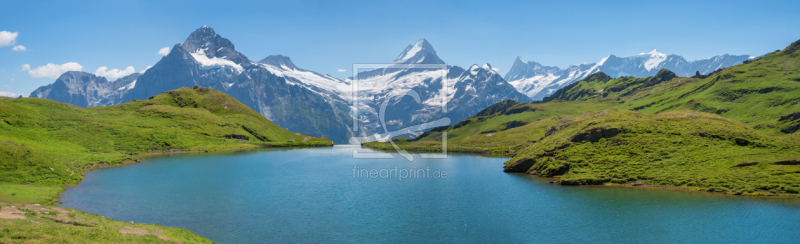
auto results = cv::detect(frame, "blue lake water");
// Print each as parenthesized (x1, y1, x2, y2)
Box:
(60, 146, 800, 243)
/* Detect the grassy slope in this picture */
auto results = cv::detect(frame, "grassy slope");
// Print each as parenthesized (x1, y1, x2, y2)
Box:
(0, 202, 213, 243)
(366, 39, 800, 197)
(0, 86, 332, 243)
(505, 110, 800, 196)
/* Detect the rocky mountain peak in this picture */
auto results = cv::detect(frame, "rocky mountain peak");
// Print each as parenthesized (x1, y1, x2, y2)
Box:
(181, 26, 248, 64)
(393, 38, 445, 64)
(259, 55, 298, 70)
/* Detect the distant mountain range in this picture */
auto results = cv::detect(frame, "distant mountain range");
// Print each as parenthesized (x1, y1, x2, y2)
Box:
(505, 50, 755, 100)
(28, 26, 530, 143)
(30, 71, 140, 108)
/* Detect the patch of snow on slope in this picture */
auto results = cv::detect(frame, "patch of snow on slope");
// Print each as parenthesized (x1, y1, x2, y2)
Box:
(509, 74, 559, 98)
(469, 65, 480, 75)
(259, 63, 349, 97)
(397, 41, 424, 63)
(119, 80, 137, 90)
(643, 49, 667, 71)
(190, 49, 244, 73)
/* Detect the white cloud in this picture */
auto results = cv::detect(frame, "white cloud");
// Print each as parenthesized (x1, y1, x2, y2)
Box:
(12, 45, 26, 51)
(20, 64, 30, 71)
(95, 66, 135, 80)
(0, 31, 18, 47)
(158, 47, 170, 56)
(0, 91, 22, 97)
(28, 62, 84, 79)
(140, 65, 153, 74)
(337, 69, 346, 72)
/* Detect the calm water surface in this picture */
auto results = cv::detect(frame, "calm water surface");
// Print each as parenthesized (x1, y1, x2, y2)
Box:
(60, 146, 800, 243)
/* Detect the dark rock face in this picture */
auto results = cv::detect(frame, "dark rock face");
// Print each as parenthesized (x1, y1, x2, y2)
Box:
(181, 26, 249, 64)
(503, 158, 537, 173)
(570, 127, 621, 143)
(29, 71, 140, 108)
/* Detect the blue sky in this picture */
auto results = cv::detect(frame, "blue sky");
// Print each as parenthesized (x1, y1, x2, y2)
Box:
(2, 0, 799, 96)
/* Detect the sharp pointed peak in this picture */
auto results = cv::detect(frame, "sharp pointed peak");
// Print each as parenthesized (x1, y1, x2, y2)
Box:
(392, 37, 444, 64)
(416, 38, 431, 45)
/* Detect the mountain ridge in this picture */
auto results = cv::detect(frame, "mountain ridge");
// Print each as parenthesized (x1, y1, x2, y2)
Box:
(506, 50, 755, 100)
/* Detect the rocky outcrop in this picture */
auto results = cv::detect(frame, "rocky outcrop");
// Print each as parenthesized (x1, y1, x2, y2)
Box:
(570, 127, 621, 143)
(503, 158, 536, 173)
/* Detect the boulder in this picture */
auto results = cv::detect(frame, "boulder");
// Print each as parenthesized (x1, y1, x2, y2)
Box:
(503, 158, 536, 173)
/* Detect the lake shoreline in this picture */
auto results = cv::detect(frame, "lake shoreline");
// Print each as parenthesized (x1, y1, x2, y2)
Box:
(362, 143, 800, 199)
(1, 143, 334, 243)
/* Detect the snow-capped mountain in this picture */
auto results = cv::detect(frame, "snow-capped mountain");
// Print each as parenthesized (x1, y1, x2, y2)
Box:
(125, 26, 354, 143)
(32, 26, 354, 143)
(29, 71, 140, 108)
(393, 38, 446, 64)
(28, 27, 525, 143)
(506, 50, 754, 100)
(345, 38, 531, 140)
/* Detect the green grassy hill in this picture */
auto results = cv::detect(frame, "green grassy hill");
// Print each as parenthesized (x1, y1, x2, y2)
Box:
(1, 86, 331, 189)
(0, 86, 334, 194)
(366, 38, 800, 197)
(0, 86, 332, 243)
